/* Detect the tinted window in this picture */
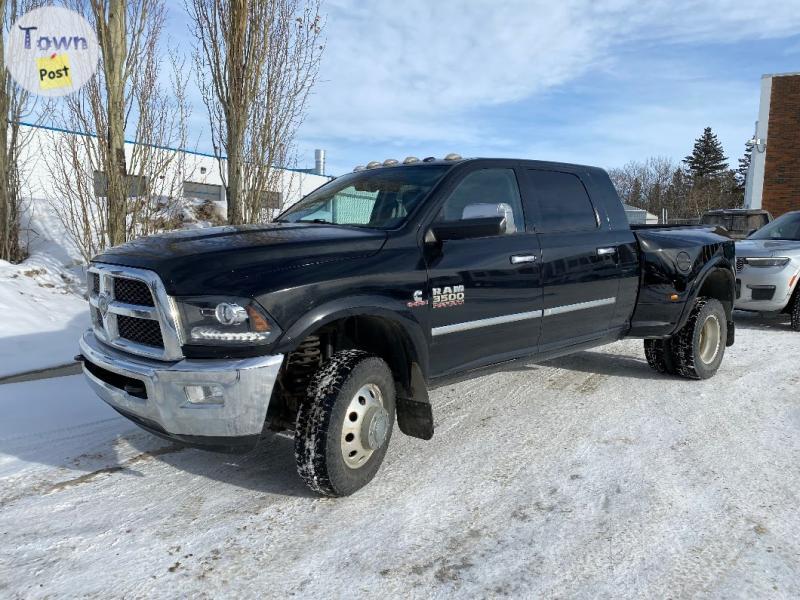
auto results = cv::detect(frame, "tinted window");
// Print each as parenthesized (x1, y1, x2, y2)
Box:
(278, 166, 448, 229)
(748, 212, 800, 241)
(436, 168, 524, 235)
(701, 214, 768, 234)
(526, 170, 597, 232)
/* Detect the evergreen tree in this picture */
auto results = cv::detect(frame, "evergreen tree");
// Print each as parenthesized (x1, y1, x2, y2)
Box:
(683, 127, 728, 179)
(736, 143, 752, 190)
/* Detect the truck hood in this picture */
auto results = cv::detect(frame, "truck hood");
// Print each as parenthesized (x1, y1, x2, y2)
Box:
(735, 239, 800, 257)
(93, 222, 388, 295)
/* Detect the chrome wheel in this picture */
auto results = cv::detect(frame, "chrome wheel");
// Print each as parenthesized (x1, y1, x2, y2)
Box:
(340, 383, 388, 469)
(698, 314, 721, 365)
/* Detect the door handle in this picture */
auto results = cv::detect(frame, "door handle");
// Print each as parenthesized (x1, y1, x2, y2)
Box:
(596, 247, 617, 256)
(510, 254, 537, 264)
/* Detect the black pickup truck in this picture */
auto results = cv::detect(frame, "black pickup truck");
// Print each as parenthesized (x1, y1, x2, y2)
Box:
(78, 157, 736, 496)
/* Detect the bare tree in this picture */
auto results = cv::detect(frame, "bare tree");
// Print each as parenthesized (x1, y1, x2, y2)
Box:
(46, 0, 192, 262)
(91, 0, 129, 246)
(188, 0, 324, 225)
(609, 155, 744, 223)
(0, 0, 40, 263)
(609, 156, 676, 213)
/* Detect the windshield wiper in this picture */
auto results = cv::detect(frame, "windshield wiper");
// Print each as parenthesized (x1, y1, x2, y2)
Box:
(281, 217, 332, 224)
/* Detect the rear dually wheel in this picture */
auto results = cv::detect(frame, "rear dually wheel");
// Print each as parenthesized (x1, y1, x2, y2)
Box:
(644, 297, 727, 380)
(673, 297, 727, 380)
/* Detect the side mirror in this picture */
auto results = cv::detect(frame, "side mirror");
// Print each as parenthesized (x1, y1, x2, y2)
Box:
(427, 217, 506, 242)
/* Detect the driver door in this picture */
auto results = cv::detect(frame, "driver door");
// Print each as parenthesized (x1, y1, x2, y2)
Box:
(424, 167, 543, 376)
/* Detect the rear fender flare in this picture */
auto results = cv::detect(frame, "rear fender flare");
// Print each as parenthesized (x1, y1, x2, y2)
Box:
(675, 257, 735, 334)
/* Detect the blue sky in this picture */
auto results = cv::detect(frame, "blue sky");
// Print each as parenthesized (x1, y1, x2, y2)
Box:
(162, 0, 800, 176)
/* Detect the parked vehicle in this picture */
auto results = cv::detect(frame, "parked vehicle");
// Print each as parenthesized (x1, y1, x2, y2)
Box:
(700, 209, 772, 239)
(734, 210, 800, 330)
(77, 156, 736, 496)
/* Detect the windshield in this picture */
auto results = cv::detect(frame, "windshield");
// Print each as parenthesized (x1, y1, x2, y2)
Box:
(277, 165, 450, 229)
(748, 212, 800, 241)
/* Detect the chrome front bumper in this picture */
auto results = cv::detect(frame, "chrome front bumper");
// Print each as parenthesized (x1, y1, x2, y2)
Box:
(735, 264, 799, 312)
(79, 330, 284, 447)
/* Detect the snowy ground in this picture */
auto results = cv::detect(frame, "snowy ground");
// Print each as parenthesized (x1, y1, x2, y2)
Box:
(1, 311, 799, 598)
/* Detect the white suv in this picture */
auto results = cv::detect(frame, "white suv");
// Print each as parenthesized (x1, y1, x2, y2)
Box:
(734, 210, 800, 330)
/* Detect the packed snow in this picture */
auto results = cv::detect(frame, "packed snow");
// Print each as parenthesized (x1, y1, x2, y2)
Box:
(1, 311, 798, 598)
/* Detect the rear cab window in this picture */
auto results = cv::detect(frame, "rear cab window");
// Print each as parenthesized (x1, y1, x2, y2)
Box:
(523, 169, 598, 232)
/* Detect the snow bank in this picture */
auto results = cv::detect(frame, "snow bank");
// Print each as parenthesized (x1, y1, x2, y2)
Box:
(0, 196, 233, 377)
(0, 199, 89, 377)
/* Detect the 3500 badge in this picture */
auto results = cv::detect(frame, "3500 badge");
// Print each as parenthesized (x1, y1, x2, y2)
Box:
(432, 285, 465, 309)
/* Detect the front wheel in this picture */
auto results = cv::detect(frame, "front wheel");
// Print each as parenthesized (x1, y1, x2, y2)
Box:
(673, 297, 727, 380)
(294, 350, 396, 497)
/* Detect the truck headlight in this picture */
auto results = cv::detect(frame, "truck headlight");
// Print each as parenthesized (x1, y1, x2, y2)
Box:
(176, 296, 281, 345)
(743, 257, 790, 268)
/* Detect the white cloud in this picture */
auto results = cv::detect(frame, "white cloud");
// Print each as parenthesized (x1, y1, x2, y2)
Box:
(301, 0, 800, 172)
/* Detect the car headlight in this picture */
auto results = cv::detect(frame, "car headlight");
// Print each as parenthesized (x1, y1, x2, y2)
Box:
(175, 296, 281, 345)
(743, 257, 791, 268)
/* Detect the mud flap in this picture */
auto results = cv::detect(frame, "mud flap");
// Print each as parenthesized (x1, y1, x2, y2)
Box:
(396, 396, 434, 440)
(396, 362, 434, 440)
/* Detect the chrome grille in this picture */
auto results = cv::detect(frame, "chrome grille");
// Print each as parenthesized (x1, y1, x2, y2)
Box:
(88, 263, 184, 360)
(117, 315, 164, 347)
(736, 257, 745, 272)
(91, 306, 105, 333)
(113, 277, 155, 307)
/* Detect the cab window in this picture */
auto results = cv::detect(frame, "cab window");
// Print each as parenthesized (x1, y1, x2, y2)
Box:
(436, 168, 524, 235)
(526, 170, 598, 232)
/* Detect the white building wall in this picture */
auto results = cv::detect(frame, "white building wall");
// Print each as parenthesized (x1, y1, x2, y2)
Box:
(17, 123, 330, 210)
(744, 76, 772, 209)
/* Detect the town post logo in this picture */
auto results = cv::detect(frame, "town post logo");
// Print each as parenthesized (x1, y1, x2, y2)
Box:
(4, 6, 99, 97)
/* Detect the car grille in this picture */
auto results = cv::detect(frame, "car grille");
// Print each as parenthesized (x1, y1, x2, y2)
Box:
(88, 264, 183, 360)
(735, 257, 745, 272)
(113, 277, 155, 306)
(117, 315, 164, 348)
(91, 306, 105, 333)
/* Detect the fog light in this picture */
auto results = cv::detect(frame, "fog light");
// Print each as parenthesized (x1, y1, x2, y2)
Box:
(184, 384, 224, 405)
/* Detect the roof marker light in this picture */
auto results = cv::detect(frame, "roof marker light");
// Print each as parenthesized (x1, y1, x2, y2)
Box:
(403, 156, 419, 164)
(444, 153, 462, 161)
(383, 158, 399, 167)
(353, 165, 365, 172)
(366, 161, 382, 169)
(422, 156, 436, 162)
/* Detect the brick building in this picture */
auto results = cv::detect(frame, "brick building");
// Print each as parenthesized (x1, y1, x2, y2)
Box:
(745, 72, 800, 216)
